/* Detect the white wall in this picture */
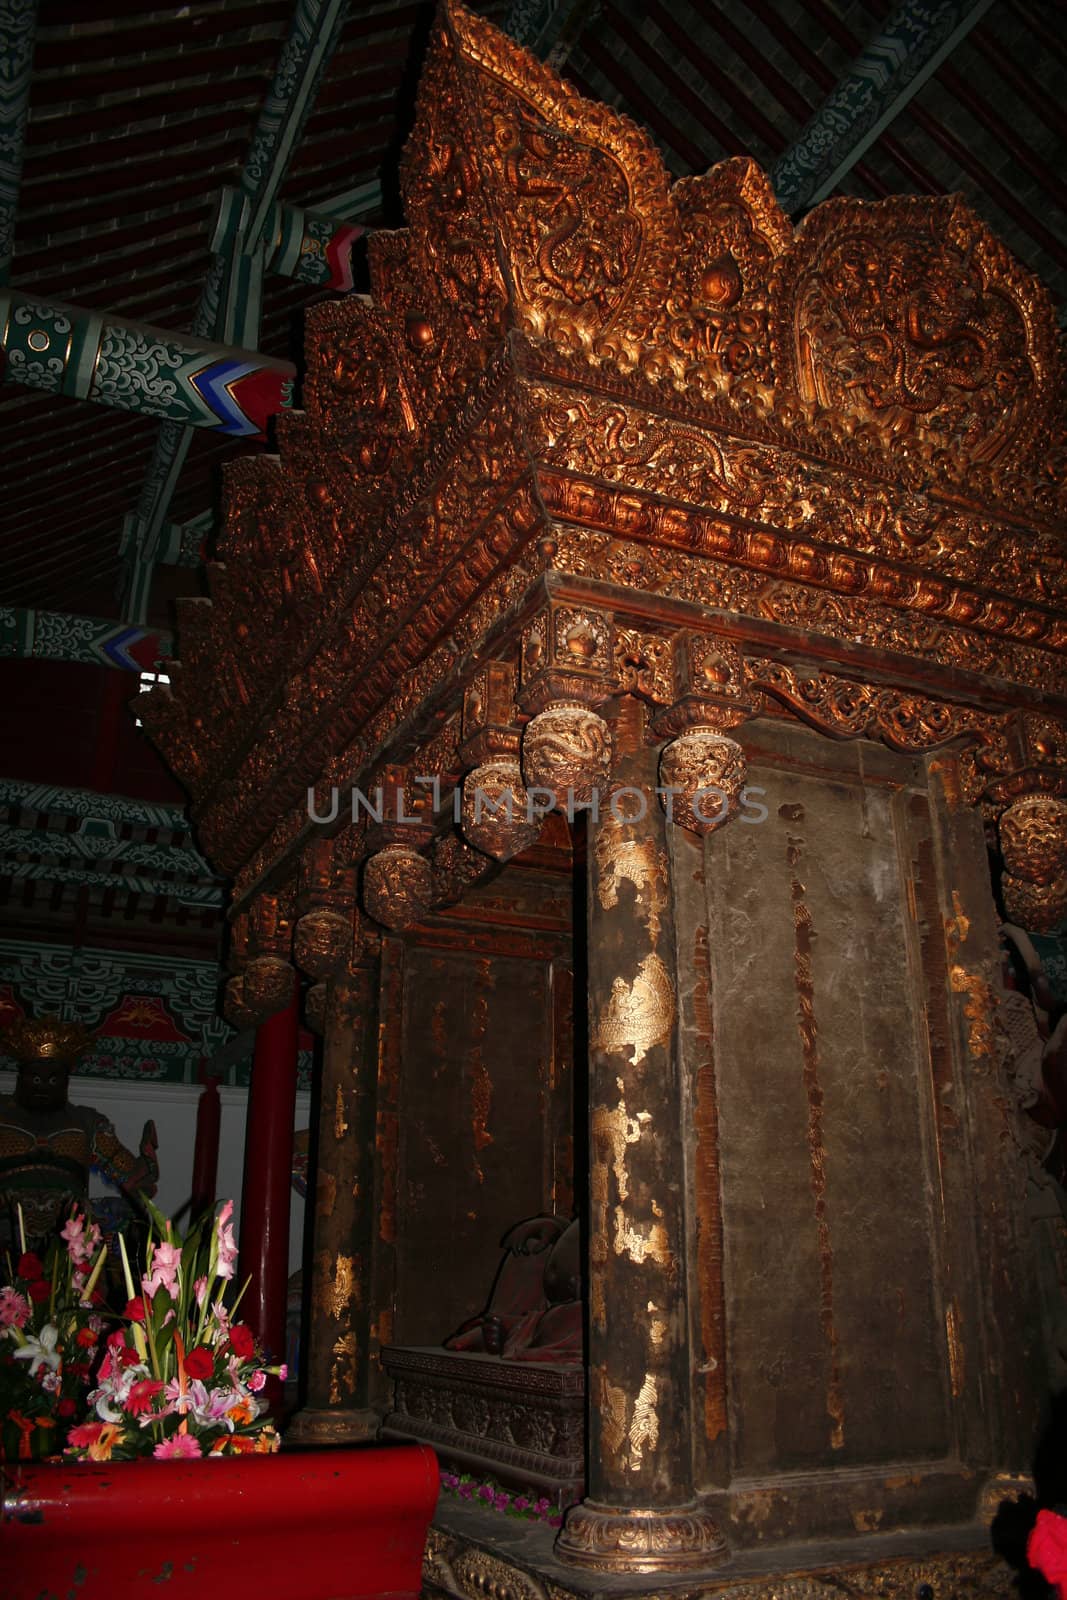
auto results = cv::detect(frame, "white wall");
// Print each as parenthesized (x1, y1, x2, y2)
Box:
(0, 1073, 310, 1277)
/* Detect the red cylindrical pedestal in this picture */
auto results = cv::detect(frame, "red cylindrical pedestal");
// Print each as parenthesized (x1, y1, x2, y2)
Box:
(238, 991, 300, 1373)
(2, 1444, 440, 1600)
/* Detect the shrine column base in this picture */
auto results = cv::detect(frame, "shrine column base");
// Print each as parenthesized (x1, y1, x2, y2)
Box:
(287, 963, 382, 1446)
(555, 698, 724, 1575)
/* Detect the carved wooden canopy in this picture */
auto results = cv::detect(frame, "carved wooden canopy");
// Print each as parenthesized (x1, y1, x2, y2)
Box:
(141, 0, 1067, 1012)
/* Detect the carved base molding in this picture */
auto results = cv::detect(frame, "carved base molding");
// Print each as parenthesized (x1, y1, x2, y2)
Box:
(282, 1405, 381, 1446)
(555, 1500, 728, 1573)
(381, 1345, 585, 1508)
(424, 1526, 1018, 1600)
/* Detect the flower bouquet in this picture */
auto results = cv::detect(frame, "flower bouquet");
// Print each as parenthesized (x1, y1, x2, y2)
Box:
(1, 1209, 107, 1460)
(65, 1198, 286, 1462)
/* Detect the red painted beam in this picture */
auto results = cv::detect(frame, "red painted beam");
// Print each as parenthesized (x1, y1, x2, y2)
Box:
(239, 989, 300, 1381)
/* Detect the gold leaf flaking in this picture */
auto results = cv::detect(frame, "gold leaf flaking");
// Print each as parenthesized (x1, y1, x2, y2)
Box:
(628, 1373, 659, 1470)
(593, 952, 675, 1065)
(595, 831, 670, 945)
(950, 965, 995, 1058)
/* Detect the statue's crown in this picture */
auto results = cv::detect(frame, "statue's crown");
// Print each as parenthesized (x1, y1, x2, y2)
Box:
(3, 1014, 91, 1064)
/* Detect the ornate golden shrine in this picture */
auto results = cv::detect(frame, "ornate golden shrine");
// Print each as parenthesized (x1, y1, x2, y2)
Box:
(144, 2, 1066, 1592)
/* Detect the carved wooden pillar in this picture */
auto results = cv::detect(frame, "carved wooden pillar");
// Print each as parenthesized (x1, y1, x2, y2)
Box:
(287, 960, 381, 1444)
(556, 697, 725, 1573)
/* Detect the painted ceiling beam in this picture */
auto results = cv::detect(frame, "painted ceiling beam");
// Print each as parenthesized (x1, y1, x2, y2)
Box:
(122, 0, 352, 622)
(210, 188, 365, 295)
(0, 288, 294, 435)
(505, 0, 601, 67)
(770, 0, 996, 214)
(0, 606, 171, 670)
(0, 0, 38, 285)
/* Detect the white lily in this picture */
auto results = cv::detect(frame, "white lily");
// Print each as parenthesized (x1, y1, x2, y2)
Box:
(12, 1323, 61, 1376)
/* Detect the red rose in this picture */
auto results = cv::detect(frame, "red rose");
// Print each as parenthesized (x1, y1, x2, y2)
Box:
(124, 1297, 146, 1322)
(57, 1397, 77, 1418)
(75, 1327, 97, 1348)
(1029, 1510, 1067, 1588)
(184, 1346, 214, 1381)
(17, 1252, 43, 1281)
(119, 1345, 141, 1368)
(227, 1324, 255, 1360)
(27, 1280, 50, 1303)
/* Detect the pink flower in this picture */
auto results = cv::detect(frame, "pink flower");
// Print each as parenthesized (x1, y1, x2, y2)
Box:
(142, 1240, 181, 1299)
(0, 1287, 30, 1329)
(215, 1201, 238, 1281)
(248, 1369, 267, 1392)
(153, 1432, 203, 1460)
(194, 1275, 209, 1308)
(61, 1213, 101, 1266)
(127, 1378, 164, 1416)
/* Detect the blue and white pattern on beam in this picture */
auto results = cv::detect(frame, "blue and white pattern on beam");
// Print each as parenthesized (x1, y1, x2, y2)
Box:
(0, 606, 171, 669)
(0, 0, 37, 284)
(505, 0, 600, 68)
(771, 0, 995, 214)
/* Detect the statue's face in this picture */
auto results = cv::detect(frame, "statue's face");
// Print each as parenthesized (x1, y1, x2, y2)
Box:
(15, 1061, 69, 1113)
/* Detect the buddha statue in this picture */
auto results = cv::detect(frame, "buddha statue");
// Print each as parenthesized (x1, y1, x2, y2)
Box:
(0, 1014, 158, 1251)
(445, 1214, 583, 1364)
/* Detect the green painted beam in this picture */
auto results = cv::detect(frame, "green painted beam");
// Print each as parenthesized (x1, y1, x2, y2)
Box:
(0, 0, 38, 285)
(0, 606, 170, 669)
(771, 0, 996, 213)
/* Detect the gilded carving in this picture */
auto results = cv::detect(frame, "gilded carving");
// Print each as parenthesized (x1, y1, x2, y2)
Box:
(461, 757, 541, 860)
(313, 1251, 359, 1321)
(628, 1373, 659, 1470)
(140, 0, 1067, 1060)
(658, 730, 746, 836)
(950, 966, 996, 1060)
(363, 845, 433, 931)
(522, 703, 614, 803)
(328, 1331, 359, 1405)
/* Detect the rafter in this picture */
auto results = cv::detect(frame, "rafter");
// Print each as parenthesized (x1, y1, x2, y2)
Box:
(0, 0, 37, 284)
(771, 0, 995, 212)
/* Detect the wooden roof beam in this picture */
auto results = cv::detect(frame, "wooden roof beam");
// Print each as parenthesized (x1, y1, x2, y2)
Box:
(0, 0, 39, 284)
(771, 0, 994, 213)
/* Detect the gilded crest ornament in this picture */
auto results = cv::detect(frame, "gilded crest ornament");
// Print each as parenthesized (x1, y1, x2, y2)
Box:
(1, 1015, 92, 1063)
(523, 703, 614, 805)
(294, 908, 352, 980)
(241, 956, 296, 1019)
(363, 844, 433, 931)
(658, 730, 746, 836)
(461, 757, 542, 862)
